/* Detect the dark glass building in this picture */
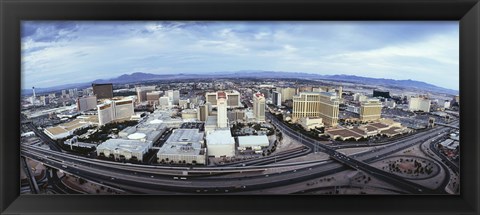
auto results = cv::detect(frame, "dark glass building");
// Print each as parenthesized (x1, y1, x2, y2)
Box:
(92, 83, 113, 99)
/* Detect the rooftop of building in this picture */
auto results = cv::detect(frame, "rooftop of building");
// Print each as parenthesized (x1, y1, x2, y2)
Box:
(45, 115, 99, 135)
(237, 135, 269, 146)
(254, 92, 265, 98)
(217, 91, 227, 99)
(205, 115, 218, 126)
(45, 126, 68, 135)
(182, 109, 197, 114)
(157, 142, 204, 156)
(166, 129, 204, 145)
(97, 138, 151, 153)
(206, 129, 235, 145)
(369, 122, 390, 129)
(326, 128, 365, 138)
(380, 127, 404, 136)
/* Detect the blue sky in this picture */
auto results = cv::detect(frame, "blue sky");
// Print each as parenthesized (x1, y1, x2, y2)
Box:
(21, 21, 459, 90)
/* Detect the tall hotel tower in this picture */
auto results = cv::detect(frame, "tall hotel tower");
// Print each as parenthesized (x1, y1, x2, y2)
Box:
(216, 91, 228, 128)
(253, 92, 266, 122)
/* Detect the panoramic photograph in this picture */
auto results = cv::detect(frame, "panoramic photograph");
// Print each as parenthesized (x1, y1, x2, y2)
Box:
(20, 21, 459, 195)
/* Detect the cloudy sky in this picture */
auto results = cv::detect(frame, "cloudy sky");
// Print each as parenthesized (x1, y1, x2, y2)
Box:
(21, 21, 459, 90)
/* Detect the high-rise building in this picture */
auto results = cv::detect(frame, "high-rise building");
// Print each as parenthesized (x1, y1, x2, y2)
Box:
(97, 102, 114, 126)
(337, 86, 343, 99)
(205, 92, 217, 106)
(216, 91, 228, 128)
(97, 98, 134, 125)
(69, 88, 78, 98)
(82, 88, 93, 97)
(443, 100, 451, 109)
(92, 83, 113, 99)
(114, 99, 135, 120)
(136, 86, 156, 103)
(226, 90, 240, 107)
(373, 90, 390, 98)
(179, 99, 189, 109)
(197, 104, 209, 122)
(272, 91, 282, 107)
(173, 90, 180, 105)
(409, 97, 431, 112)
(31, 87, 36, 105)
(205, 90, 241, 108)
(278, 87, 296, 102)
(359, 99, 382, 122)
(292, 92, 339, 126)
(159, 96, 171, 109)
(253, 92, 266, 122)
(40, 96, 49, 106)
(227, 109, 246, 122)
(77, 95, 98, 112)
(146, 91, 161, 105)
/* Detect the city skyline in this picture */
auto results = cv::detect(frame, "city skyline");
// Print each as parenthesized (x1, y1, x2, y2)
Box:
(22, 21, 459, 90)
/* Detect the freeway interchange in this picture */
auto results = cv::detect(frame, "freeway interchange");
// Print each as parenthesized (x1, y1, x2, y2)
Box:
(21, 113, 458, 194)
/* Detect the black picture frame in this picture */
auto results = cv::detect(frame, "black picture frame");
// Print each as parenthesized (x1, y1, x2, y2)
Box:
(1, 0, 479, 214)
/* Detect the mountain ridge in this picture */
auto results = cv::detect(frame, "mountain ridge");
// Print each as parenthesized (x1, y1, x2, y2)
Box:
(22, 71, 458, 96)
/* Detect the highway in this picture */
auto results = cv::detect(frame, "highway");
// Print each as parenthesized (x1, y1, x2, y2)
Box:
(20, 111, 458, 194)
(267, 112, 458, 194)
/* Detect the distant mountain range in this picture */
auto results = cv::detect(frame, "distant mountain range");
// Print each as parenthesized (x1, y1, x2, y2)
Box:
(22, 71, 458, 96)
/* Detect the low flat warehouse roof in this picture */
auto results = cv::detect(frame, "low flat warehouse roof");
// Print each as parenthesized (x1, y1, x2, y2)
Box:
(238, 135, 269, 147)
(369, 122, 389, 129)
(327, 128, 364, 138)
(45, 127, 68, 135)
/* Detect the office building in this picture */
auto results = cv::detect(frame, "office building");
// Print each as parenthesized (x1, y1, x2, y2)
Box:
(146, 91, 161, 105)
(272, 91, 282, 107)
(179, 99, 189, 109)
(278, 87, 296, 102)
(77, 95, 98, 112)
(92, 83, 113, 99)
(227, 109, 245, 122)
(443, 100, 451, 109)
(253, 92, 266, 122)
(173, 90, 180, 105)
(165, 90, 180, 105)
(136, 86, 156, 103)
(217, 91, 228, 128)
(159, 96, 171, 109)
(337, 86, 343, 99)
(197, 104, 209, 122)
(69, 88, 78, 98)
(292, 92, 339, 126)
(359, 99, 383, 122)
(373, 90, 390, 98)
(40, 96, 49, 106)
(409, 97, 431, 112)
